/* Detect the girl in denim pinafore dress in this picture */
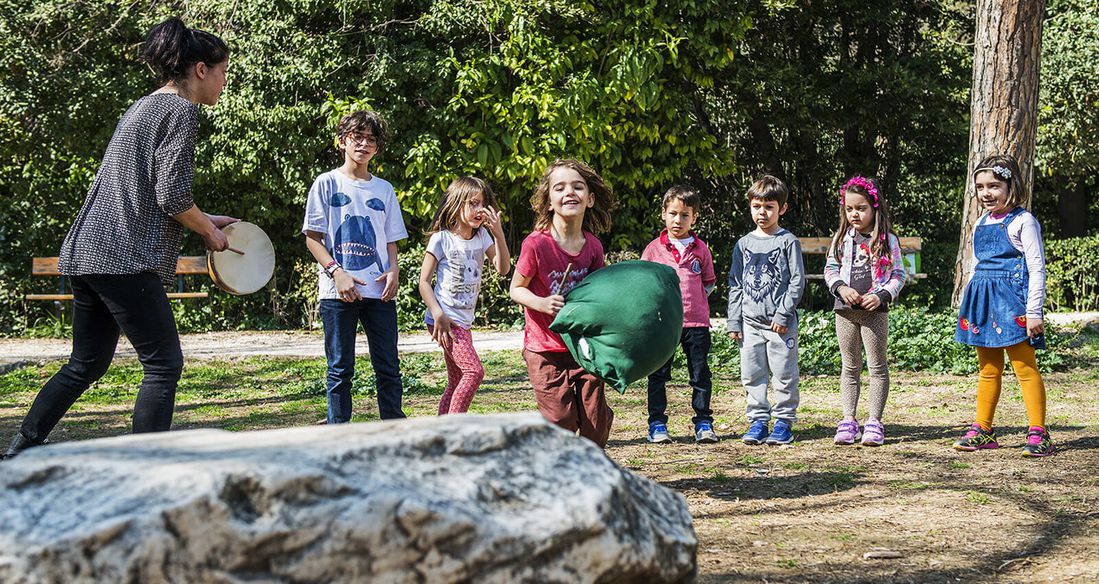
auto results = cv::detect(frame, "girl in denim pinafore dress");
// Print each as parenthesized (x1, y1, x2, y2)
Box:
(953, 156, 1052, 457)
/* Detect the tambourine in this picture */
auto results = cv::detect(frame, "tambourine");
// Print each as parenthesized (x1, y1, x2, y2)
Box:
(207, 222, 275, 295)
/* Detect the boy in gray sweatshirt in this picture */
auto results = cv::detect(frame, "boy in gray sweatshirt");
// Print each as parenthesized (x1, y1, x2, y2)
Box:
(727, 175, 806, 445)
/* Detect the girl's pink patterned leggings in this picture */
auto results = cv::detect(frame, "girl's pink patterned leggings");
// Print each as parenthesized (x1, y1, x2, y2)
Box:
(428, 324, 484, 414)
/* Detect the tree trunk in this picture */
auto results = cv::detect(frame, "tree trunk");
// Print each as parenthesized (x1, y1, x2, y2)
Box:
(951, 0, 1046, 307)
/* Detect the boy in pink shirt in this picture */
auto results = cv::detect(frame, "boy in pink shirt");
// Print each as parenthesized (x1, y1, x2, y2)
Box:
(640, 185, 718, 444)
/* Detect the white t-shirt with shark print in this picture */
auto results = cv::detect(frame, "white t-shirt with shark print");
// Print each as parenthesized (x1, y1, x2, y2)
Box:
(302, 170, 408, 300)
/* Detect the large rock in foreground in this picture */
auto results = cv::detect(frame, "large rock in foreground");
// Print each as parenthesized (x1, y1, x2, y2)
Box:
(0, 413, 695, 583)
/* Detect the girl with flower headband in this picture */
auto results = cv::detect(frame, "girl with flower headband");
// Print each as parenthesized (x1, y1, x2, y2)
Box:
(954, 154, 1053, 457)
(823, 175, 906, 446)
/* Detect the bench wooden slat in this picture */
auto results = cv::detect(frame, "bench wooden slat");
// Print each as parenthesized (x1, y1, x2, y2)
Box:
(798, 237, 922, 255)
(175, 256, 209, 275)
(31, 257, 62, 276)
(799, 237, 926, 281)
(32, 256, 208, 276)
(26, 292, 209, 301)
(29, 256, 211, 303)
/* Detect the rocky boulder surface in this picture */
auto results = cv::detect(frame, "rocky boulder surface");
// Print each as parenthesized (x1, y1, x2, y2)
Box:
(0, 413, 695, 583)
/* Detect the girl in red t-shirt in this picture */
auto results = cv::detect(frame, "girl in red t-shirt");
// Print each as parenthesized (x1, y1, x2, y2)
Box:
(509, 159, 616, 447)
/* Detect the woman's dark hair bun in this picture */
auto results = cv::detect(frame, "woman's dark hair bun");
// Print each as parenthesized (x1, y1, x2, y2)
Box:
(140, 17, 229, 83)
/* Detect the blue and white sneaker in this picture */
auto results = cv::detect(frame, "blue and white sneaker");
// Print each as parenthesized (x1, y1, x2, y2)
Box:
(766, 419, 795, 445)
(694, 421, 719, 444)
(648, 421, 672, 444)
(742, 419, 769, 445)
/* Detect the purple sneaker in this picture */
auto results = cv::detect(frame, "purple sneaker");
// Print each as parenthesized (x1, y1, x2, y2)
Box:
(833, 419, 861, 445)
(861, 419, 885, 446)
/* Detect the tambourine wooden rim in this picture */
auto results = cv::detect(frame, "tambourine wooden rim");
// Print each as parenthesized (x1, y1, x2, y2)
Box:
(207, 222, 275, 296)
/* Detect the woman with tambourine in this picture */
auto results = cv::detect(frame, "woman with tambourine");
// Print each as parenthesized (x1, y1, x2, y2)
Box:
(4, 17, 239, 458)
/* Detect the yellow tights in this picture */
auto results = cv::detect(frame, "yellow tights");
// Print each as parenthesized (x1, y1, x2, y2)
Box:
(974, 341, 1046, 431)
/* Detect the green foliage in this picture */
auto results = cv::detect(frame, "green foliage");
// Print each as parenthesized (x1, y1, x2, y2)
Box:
(1045, 236, 1099, 312)
(0, 0, 748, 334)
(703, 0, 973, 242)
(1034, 0, 1099, 237)
(1037, 0, 1099, 178)
(2, 1, 1094, 336)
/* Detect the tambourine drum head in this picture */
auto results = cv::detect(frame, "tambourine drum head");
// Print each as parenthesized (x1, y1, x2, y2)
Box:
(208, 222, 275, 295)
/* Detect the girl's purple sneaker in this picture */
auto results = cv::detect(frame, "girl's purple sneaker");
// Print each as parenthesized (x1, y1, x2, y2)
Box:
(861, 419, 885, 446)
(833, 419, 861, 445)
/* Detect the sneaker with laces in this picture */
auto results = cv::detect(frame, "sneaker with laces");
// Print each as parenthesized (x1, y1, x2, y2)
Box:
(648, 421, 672, 444)
(694, 421, 719, 444)
(953, 423, 999, 451)
(742, 419, 769, 445)
(833, 419, 861, 445)
(766, 419, 794, 445)
(861, 419, 885, 446)
(1022, 426, 1055, 457)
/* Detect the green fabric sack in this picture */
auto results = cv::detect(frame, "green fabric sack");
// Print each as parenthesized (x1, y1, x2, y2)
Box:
(549, 260, 684, 393)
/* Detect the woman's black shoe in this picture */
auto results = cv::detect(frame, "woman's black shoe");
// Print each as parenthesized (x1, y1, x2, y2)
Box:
(3, 433, 46, 459)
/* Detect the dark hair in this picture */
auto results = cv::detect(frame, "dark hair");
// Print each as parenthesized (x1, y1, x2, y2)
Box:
(746, 174, 789, 206)
(530, 159, 614, 234)
(429, 176, 496, 235)
(140, 17, 229, 84)
(973, 154, 1026, 209)
(829, 175, 895, 265)
(662, 184, 701, 213)
(335, 110, 389, 153)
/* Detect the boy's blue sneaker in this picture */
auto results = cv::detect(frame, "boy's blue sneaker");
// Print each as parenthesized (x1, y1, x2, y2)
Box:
(742, 420, 769, 445)
(694, 421, 719, 444)
(766, 419, 795, 445)
(648, 421, 672, 444)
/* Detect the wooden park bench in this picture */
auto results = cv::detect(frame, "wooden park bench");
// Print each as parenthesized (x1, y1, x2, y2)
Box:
(26, 256, 210, 303)
(798, 237, 927, 282)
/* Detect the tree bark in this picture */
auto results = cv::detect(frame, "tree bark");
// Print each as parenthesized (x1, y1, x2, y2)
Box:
(952, 0, 1046, 307)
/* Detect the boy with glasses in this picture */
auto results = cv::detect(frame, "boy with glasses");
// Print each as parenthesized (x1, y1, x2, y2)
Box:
(303, 110, 409, 423)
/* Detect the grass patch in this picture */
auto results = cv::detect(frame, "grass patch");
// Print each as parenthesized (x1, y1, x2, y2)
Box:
(709, 469, 734, 484)
(965, 491, 992, 505)
(735, 455, 765, 466)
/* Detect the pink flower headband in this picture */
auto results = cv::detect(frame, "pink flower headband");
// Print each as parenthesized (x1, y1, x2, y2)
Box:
(840, 176, 879, 208)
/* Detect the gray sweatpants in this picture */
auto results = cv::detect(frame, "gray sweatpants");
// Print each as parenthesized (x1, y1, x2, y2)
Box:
(740, 321, 800, 422)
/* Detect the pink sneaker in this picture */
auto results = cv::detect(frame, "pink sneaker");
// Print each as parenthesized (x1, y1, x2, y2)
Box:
(861, 420, 885, 446)
(833, 419, 861, 445)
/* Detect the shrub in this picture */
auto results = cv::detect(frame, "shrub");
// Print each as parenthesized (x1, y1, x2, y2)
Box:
(1045, 236, 1099, 312)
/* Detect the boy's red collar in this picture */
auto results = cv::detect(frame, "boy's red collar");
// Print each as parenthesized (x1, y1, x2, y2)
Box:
(659, 229, 700, 248)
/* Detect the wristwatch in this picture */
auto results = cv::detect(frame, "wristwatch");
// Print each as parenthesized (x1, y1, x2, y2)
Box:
(323, 260, 342, 279)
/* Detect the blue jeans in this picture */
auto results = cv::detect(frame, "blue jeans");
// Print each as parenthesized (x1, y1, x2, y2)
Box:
(319, 298, 405, 423)
(647, 326, 713, 425)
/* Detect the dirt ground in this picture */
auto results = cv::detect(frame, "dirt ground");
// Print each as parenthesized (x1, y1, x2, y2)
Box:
(1, 346, 1097, 583)
(611, 368, 1099, 583)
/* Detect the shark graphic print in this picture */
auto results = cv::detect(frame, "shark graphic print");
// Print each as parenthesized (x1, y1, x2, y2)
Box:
(333, 214, 385, 273)
(332, 198, 388, 274)
(302, 170, 409, 300)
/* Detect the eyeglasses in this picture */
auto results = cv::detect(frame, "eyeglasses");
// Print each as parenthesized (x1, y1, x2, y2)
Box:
(346, 133, 378, 146)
